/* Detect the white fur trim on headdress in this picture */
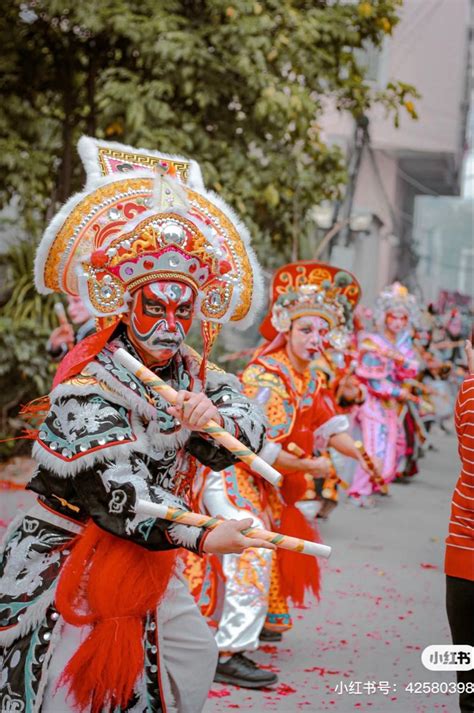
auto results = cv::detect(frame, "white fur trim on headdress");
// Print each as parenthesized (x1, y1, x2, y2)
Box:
(34, 169, 154, 294)
(78, 135, 205, 191)
(205, 189, 264, 330)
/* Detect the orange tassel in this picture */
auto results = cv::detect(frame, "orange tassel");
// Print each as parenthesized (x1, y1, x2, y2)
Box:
(0, 480, 26, 491)
(56, 521, 177, 712)
(20, 395, 51, 416)
(17, 395, 51, 430)
(0, 430, 38, 445)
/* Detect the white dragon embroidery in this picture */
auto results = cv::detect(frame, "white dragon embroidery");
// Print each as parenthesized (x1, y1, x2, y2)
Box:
(1, 527, 66, 598)
(51, 398, 123, 439)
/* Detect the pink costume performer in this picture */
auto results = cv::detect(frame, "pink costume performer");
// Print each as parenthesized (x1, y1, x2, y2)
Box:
(349, 283, 419, 500)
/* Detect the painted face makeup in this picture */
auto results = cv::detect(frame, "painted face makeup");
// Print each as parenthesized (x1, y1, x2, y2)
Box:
(128, 280, 196, 363)
(287, 315, 330, 365)
(386, 310, 408, 335)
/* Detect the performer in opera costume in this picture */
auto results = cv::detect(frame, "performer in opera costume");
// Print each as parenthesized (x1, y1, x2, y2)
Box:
(188, 261, 377, 689)
(349, 282, 420, 503)
(309, 353, 366, 520)
(0, 137, 270, 713)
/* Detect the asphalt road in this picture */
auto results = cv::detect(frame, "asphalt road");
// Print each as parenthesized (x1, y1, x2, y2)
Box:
(204, 429, 460, 713)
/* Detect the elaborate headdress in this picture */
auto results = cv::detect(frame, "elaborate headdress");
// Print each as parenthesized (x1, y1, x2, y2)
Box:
(35, 137, 263, 372)
(374, 282, 420, 327)
(260, 261, 361, 349)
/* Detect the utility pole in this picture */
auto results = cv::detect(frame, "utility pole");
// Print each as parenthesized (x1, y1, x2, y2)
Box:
(331, 114, 370, 254)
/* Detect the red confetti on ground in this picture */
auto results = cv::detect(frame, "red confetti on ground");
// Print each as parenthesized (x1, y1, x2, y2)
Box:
(259, 645, 278, 654)
(275, 683, 297, 695)
(260, 664, 280, 673)
(303, 666, 342, 675)
(420, 562, 439, 569)
(208, 687, 231, 698)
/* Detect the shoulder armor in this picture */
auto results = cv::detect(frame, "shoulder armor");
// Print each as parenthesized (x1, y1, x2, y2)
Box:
(242, 364, 289, 400)
(33, 392, 144, 476)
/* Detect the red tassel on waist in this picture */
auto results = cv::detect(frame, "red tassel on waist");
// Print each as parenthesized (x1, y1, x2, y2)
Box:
(55, 521, 177, 712)
(277, 504, 321, 606)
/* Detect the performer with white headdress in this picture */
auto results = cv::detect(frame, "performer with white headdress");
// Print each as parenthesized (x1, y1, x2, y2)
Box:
(0, 137, 270, 713)
(350, 282, 421, 503)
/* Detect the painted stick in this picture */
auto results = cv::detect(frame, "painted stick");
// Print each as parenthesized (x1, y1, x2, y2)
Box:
(54, 302, 68, 325)
(53, 301, 74, 352)
(287, 442, 349, 490)
(135, 499, 332, 559)
(353, 440, 388, 494)
(406, 399, 429, 445)
(113, 347, 282, 487)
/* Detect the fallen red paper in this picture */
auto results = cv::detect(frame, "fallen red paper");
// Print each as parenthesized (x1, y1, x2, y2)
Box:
(275, 683, 297, 695)
(208, 687, 231, 698)
(303, 666, 342, 675)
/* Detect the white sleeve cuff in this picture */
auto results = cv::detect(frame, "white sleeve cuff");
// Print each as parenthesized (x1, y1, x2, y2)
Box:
(314, 415, 349, 450)
(259, 441, 282, 465)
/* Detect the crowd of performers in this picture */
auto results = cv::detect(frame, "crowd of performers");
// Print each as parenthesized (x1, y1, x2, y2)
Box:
(0, 137, 470, 712)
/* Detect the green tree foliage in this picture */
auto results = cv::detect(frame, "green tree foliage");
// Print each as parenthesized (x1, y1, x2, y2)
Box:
(1, 240, 58, 328)
(1, 0, 416, 260)
(0, 317, 55, 457)
(0, 242, 58, 458)
(0, 0, 417, 457)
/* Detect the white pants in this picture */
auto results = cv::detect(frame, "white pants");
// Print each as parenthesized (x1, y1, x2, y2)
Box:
(201, 470, 273, 654)
(42, 575, 218, 713)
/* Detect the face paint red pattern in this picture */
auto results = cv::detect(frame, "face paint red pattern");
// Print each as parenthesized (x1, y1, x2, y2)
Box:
(128, 280, 196, 361)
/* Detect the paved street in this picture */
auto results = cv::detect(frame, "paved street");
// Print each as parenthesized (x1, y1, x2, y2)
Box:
(0, 458, 36, 534)
(204, 430, 460, 713)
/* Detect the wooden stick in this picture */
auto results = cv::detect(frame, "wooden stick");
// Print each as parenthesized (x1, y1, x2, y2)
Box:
(353, 440, 388, 494)
(135, 499, 332, 559)
(287, 442, 349, 490)
(54, 301, 68, 325)
(113, 347, 282, 487)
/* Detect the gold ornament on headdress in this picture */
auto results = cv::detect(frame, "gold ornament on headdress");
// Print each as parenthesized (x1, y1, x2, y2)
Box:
(260, 260, 361, 348)
(35, 138, 263, 336)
